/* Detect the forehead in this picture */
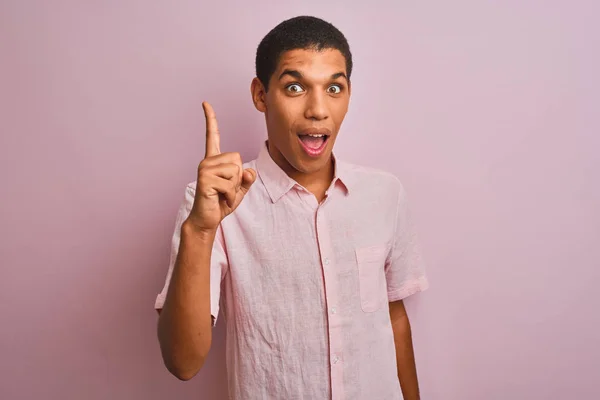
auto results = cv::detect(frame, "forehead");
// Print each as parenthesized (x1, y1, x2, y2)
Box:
(275, 48, 347, 77)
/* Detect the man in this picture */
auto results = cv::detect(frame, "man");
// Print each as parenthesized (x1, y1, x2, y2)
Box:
(155, 16, 428, 400)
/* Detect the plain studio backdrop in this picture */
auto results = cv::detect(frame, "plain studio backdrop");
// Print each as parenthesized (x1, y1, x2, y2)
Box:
(1, 1, 598, 399)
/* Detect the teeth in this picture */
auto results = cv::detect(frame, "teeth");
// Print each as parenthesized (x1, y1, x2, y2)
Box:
(306, 134, 324, 137)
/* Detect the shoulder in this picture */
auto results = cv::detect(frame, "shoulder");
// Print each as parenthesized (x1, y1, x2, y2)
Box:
(340, 160, 406, 199)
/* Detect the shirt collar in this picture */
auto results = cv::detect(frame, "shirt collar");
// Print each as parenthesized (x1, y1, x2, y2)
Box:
(256, 140, 351, 203)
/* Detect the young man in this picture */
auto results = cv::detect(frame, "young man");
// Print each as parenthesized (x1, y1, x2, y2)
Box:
(155, 16, 428, 400)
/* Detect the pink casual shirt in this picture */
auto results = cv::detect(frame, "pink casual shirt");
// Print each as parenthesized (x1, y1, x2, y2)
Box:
(155, 141, 429, 399)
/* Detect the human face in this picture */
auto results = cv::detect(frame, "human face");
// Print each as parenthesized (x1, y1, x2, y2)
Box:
(251, 48, 351, 177)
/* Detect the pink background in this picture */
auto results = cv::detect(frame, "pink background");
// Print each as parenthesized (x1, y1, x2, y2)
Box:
(1, 1, 598, 399)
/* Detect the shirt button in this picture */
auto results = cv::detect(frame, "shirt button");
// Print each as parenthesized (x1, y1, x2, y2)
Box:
(333, 355, 339, 364)
(324, 258, 330, 265)
(330, 307, 337, 314)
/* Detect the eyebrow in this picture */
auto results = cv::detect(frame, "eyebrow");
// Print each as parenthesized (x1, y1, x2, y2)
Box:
(278, 69, 348, 82)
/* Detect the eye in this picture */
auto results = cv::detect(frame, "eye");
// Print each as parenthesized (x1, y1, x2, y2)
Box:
(327, 84, 342, 94)
(286, 84, 304, 94)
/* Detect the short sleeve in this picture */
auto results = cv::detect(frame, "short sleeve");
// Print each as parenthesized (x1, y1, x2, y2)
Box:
(154, 182, 227, 327)
(385, 182, 429, 302)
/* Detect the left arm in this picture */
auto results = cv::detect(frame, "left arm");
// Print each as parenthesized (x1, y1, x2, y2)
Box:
(386, 180, 428, 399)
(389, 299, 420, 400)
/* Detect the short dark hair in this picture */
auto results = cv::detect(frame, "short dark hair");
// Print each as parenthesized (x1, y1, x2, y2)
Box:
(255, 16, 353, 92)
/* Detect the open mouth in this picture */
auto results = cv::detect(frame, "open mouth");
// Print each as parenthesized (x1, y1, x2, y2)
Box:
(297, 131, 330, 157)
(297, 133, 329, 149)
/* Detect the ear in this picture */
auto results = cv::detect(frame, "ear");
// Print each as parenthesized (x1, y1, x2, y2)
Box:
(251, 77, 267, 113)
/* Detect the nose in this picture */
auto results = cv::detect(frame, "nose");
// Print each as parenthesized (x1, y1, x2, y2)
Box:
(304, 91, 329, 121)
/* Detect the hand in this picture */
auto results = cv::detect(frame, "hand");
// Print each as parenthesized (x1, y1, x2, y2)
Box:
(186, 102, 257, 232)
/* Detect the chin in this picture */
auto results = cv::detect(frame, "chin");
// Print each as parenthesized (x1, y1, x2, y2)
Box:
(296, 151, 332, 172)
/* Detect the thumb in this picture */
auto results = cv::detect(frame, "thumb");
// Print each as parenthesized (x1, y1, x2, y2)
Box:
(240, 168, 257, 193)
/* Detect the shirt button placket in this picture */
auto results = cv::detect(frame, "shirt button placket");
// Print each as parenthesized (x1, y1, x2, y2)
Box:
(316, 204, 344, 400)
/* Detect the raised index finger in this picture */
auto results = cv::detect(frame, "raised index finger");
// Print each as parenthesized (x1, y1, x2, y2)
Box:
(202, 101, 221, 158)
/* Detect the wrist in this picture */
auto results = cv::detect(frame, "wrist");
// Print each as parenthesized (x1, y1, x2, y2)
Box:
(181, 219, 217, 243)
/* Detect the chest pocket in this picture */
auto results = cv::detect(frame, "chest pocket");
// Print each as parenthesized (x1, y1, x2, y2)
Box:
(355, 245, 389, 312)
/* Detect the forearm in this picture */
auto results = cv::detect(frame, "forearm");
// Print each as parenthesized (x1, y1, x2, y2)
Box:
(391, 311, 420, 400)
(157, 221, 215, 380)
